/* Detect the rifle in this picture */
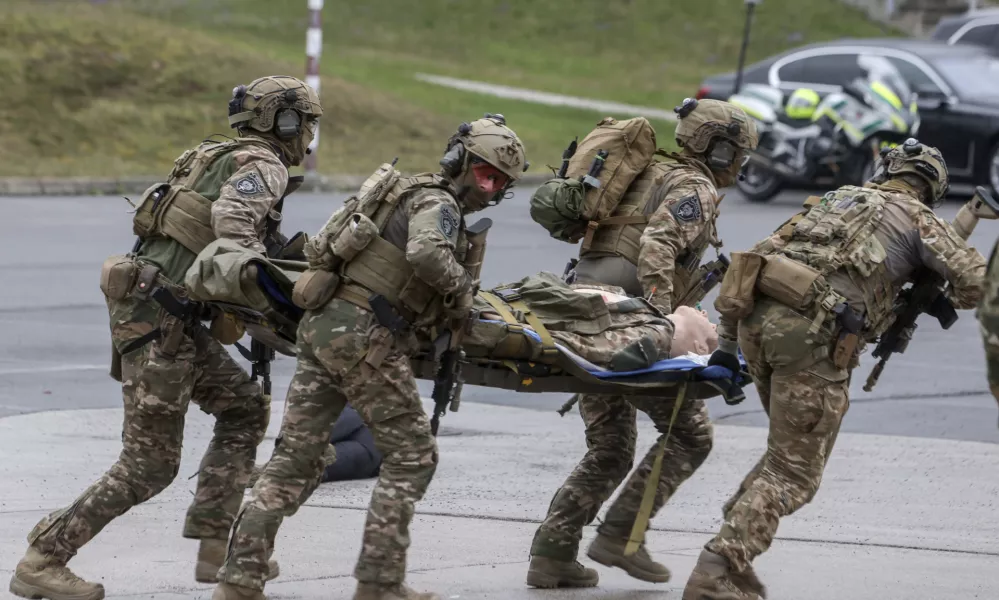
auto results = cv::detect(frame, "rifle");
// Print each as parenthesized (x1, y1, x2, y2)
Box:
(236, 338, 276, 402)
(430, 218, 492, 436)
(864, 186, 999, 391)
(676, 253, 730, 309)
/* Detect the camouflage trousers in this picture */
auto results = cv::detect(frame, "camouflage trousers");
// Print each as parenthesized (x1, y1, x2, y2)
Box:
(530, 391, 713, 561)
(28, 310, 268, 564)
(705, 297, 850, 574)
(219, 299, 438, 590)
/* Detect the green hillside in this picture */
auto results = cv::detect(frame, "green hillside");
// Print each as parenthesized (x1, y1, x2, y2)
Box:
(0, 0, 897, 177)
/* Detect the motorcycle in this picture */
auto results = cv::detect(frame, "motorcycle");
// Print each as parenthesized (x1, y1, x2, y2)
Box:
(729, 55, 920, 203)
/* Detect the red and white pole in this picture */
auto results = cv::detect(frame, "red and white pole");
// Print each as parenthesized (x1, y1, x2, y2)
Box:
(304, 0, 323, 173)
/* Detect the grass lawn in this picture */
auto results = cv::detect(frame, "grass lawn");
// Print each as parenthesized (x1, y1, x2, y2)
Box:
(1, 0, 897, 177)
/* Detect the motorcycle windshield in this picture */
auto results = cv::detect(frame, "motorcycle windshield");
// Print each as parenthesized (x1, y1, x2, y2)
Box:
(856, 55, 917, 132)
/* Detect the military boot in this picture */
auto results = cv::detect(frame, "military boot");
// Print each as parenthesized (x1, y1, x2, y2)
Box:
(211, 582, 266, 600)
(586, 533, 671, 583)
(352, 582, 441, 600)
(682, 550, 766, 600)
(195, 539, 280, 584)
(525, 556, 599, 588)
(8, 547, 105, 600)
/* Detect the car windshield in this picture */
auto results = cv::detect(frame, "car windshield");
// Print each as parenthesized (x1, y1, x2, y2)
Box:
(930, 55, 999, 101)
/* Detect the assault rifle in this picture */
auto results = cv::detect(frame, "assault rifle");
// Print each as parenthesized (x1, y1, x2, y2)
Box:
(864, 186, 999, 391)
(430, 218, 491, 436)
(676, 253, 730, 309)
(236, 338, 275, 402)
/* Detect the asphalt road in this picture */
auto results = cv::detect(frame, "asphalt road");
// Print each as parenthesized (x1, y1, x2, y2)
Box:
(1, 188, 996, 444)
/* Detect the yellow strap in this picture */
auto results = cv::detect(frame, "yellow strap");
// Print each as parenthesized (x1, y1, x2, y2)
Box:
(509, 299, 558, 357)
(479, 292, 522, 330)
(625, 381, 687, 556)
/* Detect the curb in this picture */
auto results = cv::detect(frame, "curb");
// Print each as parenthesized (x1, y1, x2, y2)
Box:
(0, 173, 555, 197)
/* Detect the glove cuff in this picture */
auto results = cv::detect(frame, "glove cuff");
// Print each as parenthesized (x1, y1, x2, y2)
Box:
(717, 337, 739, 356)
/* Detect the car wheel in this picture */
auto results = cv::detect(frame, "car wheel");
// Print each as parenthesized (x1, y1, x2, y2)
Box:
(736, 164, 783, 203)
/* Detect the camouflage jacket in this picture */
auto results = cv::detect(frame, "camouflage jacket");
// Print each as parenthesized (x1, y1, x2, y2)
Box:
(717, 183, 986, 352)
(111, 138, 289, 348)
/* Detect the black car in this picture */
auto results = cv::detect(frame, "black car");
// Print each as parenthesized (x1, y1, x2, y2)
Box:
(697, 38, 999, 196)
(932, 8, 999, 53)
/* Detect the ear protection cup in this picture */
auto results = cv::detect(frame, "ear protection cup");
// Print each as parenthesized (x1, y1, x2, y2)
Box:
(708, 140, 737, 170)
(274, 109, 302, 140)
(439, 142, 466, 177)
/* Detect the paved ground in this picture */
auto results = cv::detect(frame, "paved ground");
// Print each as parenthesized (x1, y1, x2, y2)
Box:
(0, 187, 997, 599)
(1, 399, 998, 599)
(1, 188, 996, 443)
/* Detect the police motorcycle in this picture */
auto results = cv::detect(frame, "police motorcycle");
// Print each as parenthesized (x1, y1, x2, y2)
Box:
(729, 55, 920, 203)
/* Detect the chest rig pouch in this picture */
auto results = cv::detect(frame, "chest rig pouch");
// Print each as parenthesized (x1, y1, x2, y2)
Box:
(298, 164, 461, 324)
(132, 138, 270, 255)
(777, 187, 890, 331)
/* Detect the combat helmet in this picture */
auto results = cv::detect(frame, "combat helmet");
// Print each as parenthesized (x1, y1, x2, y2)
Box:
(674, 98, 758, 155)
(440, 113, 529, 210)
(872, 138, 949, 206)
(227, 75, 324, 166)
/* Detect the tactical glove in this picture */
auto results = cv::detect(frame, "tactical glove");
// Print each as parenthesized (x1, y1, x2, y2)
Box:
(445, 287, 477, 321)
(708, 348, 746, 405)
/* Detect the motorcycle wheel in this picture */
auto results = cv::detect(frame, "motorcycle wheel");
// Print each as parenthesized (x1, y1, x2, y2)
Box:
(736, 164, 783, 203)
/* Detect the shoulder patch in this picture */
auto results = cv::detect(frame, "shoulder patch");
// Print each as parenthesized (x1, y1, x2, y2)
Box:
(437, 204, 461, 242)
(233, 171, 265, 197)
(672, 195, 702, 223)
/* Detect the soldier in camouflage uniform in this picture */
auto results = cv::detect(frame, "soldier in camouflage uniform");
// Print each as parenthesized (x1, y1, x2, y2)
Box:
(527, 99, 759, 589)
(212, 115, 528, 600)
(686, 140, 986, 600)
(8, 76, 322, 600)
(977, 239, 999, 405)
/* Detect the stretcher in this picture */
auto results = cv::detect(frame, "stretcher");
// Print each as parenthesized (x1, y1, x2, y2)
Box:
(195, 263, 751, 409)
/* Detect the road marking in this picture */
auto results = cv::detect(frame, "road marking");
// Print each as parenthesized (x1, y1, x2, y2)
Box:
(0, 364, 107, 376)
(414, 73, 679, 122)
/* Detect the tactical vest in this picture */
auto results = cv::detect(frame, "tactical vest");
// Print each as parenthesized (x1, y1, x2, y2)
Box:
(580, 155, 720, 308)
(306, 165, 462, 324)
(776, 186, 895, 334)
(131, 137, 278, 255)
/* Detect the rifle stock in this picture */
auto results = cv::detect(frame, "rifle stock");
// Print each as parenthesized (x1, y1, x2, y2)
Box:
(430, 218, 491, 436)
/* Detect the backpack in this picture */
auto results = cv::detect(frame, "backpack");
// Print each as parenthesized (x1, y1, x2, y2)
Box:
(530, 117, 657, 243)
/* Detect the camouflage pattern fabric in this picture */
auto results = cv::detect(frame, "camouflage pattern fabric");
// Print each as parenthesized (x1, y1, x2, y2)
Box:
(218, 299, 438, 590)
(531, 156, 721, 563)
(637, 158, 720, 315)
(27, 302, 267, 563)
(704, 297, 848, 574)
(978, 238, 999, 402)
(210, 141, 290, 254)
(705, 180, 986, 582)
(399, 188, 474, 298)
(530, 393, 712, 561)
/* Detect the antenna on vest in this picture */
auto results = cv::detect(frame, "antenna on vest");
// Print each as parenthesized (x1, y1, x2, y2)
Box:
(391, 157, 399, 167)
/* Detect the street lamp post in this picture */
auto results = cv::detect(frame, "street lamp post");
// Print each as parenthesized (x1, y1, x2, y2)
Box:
(734, 0, 762, 95)
(304, 0, 323, 174)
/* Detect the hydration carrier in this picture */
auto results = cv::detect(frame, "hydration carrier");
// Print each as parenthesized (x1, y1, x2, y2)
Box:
(298, 163, 457, 323)
(131, 137, 272, 255)
(530, 117, 657, 244)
